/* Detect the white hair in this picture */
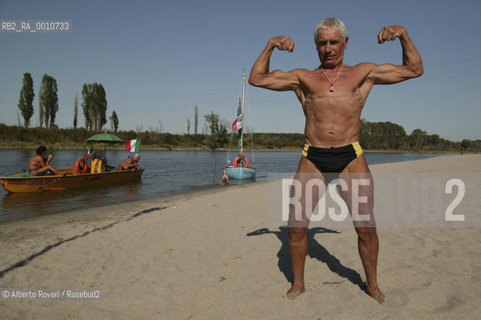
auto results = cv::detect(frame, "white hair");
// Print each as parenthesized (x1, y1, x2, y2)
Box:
(314, 18, 348, 43)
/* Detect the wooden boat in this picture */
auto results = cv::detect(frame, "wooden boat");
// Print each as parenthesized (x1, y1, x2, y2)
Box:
(224, 72, 257, 180)
(0, 168, 144, 193)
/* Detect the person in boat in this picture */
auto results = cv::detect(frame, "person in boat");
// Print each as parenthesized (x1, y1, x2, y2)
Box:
(118, 153, 141, 170)
(28, 146, 61, 176)
(91, 150, 115, 171)
(249, 18, 423, 303)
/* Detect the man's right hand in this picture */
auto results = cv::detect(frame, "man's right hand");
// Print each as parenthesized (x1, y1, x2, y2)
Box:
(269, 36, 295, 52)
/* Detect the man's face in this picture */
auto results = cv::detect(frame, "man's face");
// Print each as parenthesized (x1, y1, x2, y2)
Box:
(315, 28, 348, 68)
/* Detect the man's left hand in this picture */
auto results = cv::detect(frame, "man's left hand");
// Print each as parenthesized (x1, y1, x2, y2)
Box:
(377, 25, 406, 44)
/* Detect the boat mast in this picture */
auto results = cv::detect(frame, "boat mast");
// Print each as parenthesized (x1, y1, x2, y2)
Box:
(239, 72, 246, 157)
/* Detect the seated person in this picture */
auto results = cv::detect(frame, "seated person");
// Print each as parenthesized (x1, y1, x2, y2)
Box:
(99, 152, 115, 171)
(28, 146, 61, 176)
(118, 153, 140, 170)
(91, 151, 114, 171)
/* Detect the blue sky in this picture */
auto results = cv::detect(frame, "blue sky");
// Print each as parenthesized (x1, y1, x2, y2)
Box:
(1, 0, 480, 141)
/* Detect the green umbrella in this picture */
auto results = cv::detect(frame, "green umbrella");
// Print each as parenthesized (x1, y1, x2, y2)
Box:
(87, 133, 123, 143)
(86, 134, 124, 161)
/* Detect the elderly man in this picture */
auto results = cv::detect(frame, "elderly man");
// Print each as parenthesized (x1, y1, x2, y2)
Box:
(118, 154, 141, 171)
(249, 18, 423, 302)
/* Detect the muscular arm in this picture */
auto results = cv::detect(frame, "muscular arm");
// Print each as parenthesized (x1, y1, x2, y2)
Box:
(248, 36, 301, 93)
(367, 26, 423, 85)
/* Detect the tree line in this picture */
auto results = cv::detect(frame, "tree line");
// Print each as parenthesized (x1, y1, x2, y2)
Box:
(1, 122, 479, 152)
(17, 73, 118, 131)
(15, 72, 230, 143)
(358, 119, 467, 151)
(13, 73, 479, 152)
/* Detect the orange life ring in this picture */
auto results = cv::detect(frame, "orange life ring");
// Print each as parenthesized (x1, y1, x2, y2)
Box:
(75, 158, 88, 174)
(234, 156, 248, 168)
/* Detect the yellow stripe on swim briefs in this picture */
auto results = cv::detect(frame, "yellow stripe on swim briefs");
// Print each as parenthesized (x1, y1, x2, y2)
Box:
(352, 142, 363, 157)
(302, 144, 309, 157)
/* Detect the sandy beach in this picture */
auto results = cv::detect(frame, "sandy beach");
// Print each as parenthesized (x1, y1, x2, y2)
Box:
(1, 154, 480, 319)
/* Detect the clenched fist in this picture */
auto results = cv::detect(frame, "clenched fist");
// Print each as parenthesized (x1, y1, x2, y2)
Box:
(269, 36, 295, 52)
(377, 25, 406, 44)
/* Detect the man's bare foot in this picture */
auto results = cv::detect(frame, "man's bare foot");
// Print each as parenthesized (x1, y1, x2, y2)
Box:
(287, 285, 305, 299)
(368, 287, 385, 303)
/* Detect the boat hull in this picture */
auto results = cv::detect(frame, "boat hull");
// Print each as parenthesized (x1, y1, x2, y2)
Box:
(224, 166, 256, 180)
(0, 168, 144, 193)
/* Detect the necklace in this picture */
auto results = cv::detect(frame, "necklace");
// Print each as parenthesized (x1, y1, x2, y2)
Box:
(319, 63, 344, 92)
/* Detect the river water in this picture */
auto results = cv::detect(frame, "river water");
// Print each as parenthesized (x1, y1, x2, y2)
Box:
(0, 149, 451, 222)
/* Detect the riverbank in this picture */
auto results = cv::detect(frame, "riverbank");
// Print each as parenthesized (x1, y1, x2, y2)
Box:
(1, 154, 480, 319)
(0, 123, 472, 153)
(0, 143, 466, 153)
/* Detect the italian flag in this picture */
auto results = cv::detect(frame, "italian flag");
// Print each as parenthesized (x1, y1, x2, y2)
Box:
(126, 139, 141, 153)
(86, 146, 96, 159)
(232, 114, 243, 131)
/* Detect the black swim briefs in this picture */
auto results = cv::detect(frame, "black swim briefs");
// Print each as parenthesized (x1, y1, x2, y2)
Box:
(302, 142, 363, 173)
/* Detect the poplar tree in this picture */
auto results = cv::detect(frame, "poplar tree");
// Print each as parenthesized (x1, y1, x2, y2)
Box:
(73, 93, 78, 129)
(194, 105, 199, 134)
(38, 82, 44, 127)
(39, 74, 58, 128)
(82, 84, 93, 130)
(18, 72, 35, 127)
(109, 110, 119, 132)
(81, 82, 107, 130)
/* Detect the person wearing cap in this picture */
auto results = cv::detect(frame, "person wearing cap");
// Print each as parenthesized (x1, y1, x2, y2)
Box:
(118, 153, 141, 170)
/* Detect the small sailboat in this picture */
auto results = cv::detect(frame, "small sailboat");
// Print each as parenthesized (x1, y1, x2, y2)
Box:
(224, 72, 257, 180)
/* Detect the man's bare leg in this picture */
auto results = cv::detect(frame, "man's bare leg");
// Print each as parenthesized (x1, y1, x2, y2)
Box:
(355, 224, 384, 303)
(340, 155, 385, 303)
(287, 157, 324, 299)
(287, 227, 307, 299)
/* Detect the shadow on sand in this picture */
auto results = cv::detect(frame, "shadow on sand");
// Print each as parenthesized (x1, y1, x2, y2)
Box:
(246, 226, 367, 293)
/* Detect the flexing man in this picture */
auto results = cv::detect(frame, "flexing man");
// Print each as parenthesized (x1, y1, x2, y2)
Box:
(249, 18, 423, 302)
